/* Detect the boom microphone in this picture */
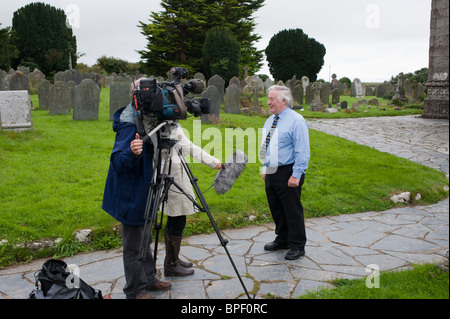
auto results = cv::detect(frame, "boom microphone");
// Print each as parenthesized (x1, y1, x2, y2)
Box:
(213, 150, 248, 195)
(185, 78, 205, 95)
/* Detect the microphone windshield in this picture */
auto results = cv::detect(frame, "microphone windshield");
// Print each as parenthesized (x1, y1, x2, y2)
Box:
(213, 150, 248, 195)
(190, 79, 205, 94)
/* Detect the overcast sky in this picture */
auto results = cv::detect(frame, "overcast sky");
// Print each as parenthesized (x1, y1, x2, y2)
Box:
(0, 0, 432, 82)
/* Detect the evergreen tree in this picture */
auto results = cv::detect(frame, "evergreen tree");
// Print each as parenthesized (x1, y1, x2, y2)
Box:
(265, 29, 326, 82)
(11, 2, 77, 76)
(202, 27, 240, 83)
(0, 24, 19, 70)
(138, 0, 264, 77)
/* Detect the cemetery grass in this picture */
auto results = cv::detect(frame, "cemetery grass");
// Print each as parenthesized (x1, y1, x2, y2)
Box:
(0, 90, 448, 267)
(298, 263, 449, 299)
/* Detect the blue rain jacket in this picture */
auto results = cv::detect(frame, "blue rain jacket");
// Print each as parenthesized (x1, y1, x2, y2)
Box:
(102, 106, 154, 225)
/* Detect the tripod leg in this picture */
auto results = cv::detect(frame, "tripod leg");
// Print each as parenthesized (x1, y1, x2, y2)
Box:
(176, 148, 252, 299)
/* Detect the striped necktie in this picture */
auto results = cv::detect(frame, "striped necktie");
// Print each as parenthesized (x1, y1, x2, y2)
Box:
(259, 115, 279, 160)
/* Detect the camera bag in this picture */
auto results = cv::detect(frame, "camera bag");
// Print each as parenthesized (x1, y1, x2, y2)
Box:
(28, 259, 103, 299)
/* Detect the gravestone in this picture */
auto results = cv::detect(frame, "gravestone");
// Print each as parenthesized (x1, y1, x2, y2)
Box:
(65, 69, 82, 85)
(305, 83, 314, 105)
(264, 78, 274, 93)
(224, 84, 241, 114)
(0, 91, 33, 131)
(301, 76, 309, 94)
(208, 75, 225, 104)
(110, 79, 132, 120)
(201, 85, 220, 123)
(54, 71, 66, 83)
(351, 78, 364, 98)
(66, 80, 77, 109)
(331, 74, 339, 91)
(229, 76, 241, 89)
(331, 88, 340, 104)
(392, 72, 407, 102)
(73, 79, 100, 120)
(340, 101, 348, 109)
(309, 82, 324, 111)
(49, 81, 71, 115)
(10, 71, 29, 92)
(338, 82, 348, 95)
(194, 72, 206, 82)
(292, 84, 303, 105)
(0, 69, 8, 91)
(320, 82, 330, 105)
(38, 80, 51, 110)
(249, 76, 264, 106)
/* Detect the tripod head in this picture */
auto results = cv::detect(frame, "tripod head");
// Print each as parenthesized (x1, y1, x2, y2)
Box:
(140, 120, 178, 145)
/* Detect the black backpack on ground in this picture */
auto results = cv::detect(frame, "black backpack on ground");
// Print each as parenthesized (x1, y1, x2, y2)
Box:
(28, 259, 103, 299)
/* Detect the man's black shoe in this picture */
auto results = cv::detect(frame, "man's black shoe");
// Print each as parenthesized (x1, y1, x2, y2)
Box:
(264, 242, 289, 251)
(284, 249, 305, 260)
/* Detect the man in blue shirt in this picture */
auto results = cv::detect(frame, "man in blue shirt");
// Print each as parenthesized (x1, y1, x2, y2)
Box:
(261, 85, 310, 260)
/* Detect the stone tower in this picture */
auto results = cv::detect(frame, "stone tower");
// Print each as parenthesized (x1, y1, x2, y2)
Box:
(423, 0, 449, 119)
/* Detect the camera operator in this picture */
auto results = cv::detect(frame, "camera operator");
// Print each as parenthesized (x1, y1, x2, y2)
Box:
(102, 79, 172, 299)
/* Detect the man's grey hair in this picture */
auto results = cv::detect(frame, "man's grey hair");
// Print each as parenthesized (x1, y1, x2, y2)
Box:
(268, 85, 294, 108)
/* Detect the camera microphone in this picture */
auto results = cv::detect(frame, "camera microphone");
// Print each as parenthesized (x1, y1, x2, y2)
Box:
(213, 150, 248, 195)
(184, 79, 205, 95)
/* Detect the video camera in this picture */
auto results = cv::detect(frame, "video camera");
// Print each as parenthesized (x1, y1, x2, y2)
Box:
(133, 67, 210, 120)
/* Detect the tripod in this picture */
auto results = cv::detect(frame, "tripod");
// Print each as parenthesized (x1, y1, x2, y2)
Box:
(134, 120, 252, 299)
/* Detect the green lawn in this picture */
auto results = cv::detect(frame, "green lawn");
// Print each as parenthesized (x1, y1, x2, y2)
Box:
(0, 88, 448, 266)
(299, 263, 449, 299)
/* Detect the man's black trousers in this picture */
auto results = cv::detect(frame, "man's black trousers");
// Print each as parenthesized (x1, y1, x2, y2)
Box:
(265, 164, 306, 251)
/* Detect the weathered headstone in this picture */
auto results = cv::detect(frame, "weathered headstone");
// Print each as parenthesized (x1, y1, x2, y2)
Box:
(320, 82, 330, 105)
(0, 91, 33, 131)
(54, 71, 66, 83)
(73, 79, 100, 120)
(49, 81, 71, 115)
(301, 76, 309, 94)
(310, 82, 324, 111)
(194, 72, 206, 82)
(392, 72, 407, 102)
(331, 88, 340, 104)
(208, 75, 225, 104)
(64, 69, 82, 85)
(229, 76, 241, 89)
(264, 78, 274, 93)
(292, 84, 303, 105)
(10, 71, 29, 92)
(110, 79, 132, 120)
(201, 85, 220, 123)
(38, 80, 51, 110)
(351, 78, 364, 98)
(305, 83, 314, 105)
(224, 84, 241, 114)
(341, 101, 348, 109)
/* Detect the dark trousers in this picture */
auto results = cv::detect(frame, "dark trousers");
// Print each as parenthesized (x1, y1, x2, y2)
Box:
(121, 223, 157, 298)
(265, 165, 306, 250)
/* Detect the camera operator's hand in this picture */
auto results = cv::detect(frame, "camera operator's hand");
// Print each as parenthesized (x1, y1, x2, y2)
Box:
(131, 133, 143, 156)
(214, 163, 222, 170)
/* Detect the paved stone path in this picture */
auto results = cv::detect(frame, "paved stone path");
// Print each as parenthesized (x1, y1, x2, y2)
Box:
(0, 115, 448, 299)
